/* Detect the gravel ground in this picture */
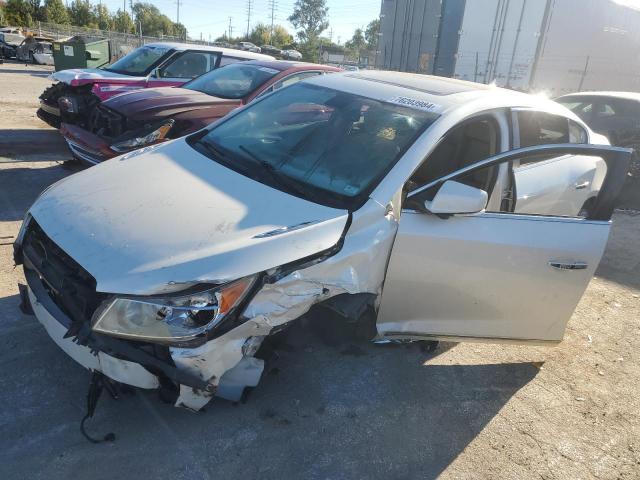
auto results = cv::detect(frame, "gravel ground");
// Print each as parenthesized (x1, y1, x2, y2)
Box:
(0, 61, 638, 480)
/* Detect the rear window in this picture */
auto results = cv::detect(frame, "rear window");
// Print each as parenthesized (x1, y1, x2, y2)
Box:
(183, 63, 280, 99)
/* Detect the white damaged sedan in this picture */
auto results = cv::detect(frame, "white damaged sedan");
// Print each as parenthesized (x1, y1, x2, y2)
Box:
(15, 71, 631, 411)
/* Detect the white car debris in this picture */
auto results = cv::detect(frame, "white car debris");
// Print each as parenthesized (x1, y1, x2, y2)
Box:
(15, 71, 631, 413)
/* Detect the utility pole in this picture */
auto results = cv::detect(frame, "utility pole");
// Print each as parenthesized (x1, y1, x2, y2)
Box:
(129, 0, 134, 20)
(176, 0, 181, 25)
(329, 27, 333, 43)
(578, 56, 590, 91)
(228, 17, 233, 41)
(246, 0, 252, 40)
(268, 0, 277, 43)
(474, 51, 479, 83)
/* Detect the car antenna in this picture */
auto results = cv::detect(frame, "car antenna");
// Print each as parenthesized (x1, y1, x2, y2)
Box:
(79, 371, 116, 444)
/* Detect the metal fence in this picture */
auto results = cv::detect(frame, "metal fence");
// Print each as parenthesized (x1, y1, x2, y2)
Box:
(34, 21, 214, 61)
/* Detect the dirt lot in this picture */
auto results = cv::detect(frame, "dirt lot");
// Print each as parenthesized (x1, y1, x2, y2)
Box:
(0, 61, 638, 480)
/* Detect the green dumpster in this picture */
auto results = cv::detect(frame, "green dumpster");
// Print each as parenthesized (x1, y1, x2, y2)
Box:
(52, 36, 111, 71)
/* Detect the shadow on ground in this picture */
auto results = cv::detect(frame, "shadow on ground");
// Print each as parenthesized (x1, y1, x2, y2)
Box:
(0, 160, 81, 222)
(0, 66, 52, 77)
(0, 291, 539, 480)
(615, 177, 640, 211)
(0, 129, 69, 157)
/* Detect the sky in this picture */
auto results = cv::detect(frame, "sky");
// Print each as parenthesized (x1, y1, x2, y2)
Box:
(99, 0, 382, 44)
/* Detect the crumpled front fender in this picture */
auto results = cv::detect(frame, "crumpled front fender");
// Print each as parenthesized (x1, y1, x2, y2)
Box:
(169, 196, 401, 410)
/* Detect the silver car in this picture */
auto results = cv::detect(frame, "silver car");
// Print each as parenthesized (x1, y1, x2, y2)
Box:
(16, 71, 631, 411)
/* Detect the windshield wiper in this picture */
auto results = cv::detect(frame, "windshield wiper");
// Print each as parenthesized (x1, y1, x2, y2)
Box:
(238, 145, 314, 201)
(195, 140, 255, 176)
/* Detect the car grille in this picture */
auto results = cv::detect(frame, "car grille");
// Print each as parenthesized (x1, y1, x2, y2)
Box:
(22, 220, 104, 328)
(89, 104, 127, 139)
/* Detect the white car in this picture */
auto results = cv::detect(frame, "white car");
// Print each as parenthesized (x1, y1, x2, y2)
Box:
(283, 49, 302, 60)
(236, 41, 261, 53)
(15, 71, 630, 412)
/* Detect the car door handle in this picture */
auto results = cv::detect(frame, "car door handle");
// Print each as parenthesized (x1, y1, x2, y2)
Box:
(549, 261, 588, 270)
(575, 181, 590, 190)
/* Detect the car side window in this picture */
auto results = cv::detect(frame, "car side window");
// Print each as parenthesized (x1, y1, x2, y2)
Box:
(161, 51, 219, 79)
(218, 56, 246, 67)
(517, 111, 570, 147)
(569, 120, 588, 143)
(559, 100, 594, 122)
(407, 117, 500, 193)
(594, 102, 617, 119)
(517, 111, 587, 165)
(273, 71, 323, 90)
(440, 152, 608, 218)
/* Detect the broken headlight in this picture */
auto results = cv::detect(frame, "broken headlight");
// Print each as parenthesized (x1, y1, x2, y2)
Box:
(92, 276, 256, 344)
(110, 120, 174, 153)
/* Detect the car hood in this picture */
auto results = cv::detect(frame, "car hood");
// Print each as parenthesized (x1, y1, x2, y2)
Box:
(104, 87, 242, 121)
(52, 68, 146, 86)
(28, 139, 349, 295)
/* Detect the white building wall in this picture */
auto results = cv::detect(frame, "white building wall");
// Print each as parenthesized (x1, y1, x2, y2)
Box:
(531, 0, 640, 95)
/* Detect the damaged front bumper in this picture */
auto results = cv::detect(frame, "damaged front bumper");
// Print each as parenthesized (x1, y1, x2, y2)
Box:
(22, 262, 264, 410)
(60, 123, 111, 165)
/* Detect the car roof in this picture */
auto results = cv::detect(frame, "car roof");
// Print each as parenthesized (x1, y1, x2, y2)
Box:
(556, 91, 640, 103)
(242, 59, 341, 72)
(143, 42, 274, 61)
(304, 70, 567, 117)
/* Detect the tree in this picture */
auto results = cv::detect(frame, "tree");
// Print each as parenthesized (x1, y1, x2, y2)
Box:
(132, 2, 178, 37)
(42, 0, 69, 24)
(4, 0, 34, 26)
(93, 3, 110, 30)
(345, 28, 366, 61)
(69, 0, 97, 28)
(288, 0, 328, 44)
(111, 9, 134, 33)
(249, 23, 270, 46)
(271, 25, 293, 48)
(345, 28, 365, 51)
(364, 18, 380, 50)
(173, 21, 187, 40)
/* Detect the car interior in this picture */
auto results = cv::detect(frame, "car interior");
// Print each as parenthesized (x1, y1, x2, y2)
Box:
(162, 52, 211, 79)
(407, 118, 499, 197)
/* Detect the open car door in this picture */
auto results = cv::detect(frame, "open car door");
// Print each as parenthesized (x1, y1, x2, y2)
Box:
(377, 144, 631, 344)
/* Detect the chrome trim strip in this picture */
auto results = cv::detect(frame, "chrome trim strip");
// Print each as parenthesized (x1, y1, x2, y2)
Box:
(382, 331, 560, 346)
(39, 101, 60, 116)
(65, 139, 103, 165)
(253, 220, 319, 238)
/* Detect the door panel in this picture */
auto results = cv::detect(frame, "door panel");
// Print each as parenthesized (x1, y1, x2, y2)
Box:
(377, 212, 610, 342)
(378, 144, 631, 344)
(513, 154, 607, 217)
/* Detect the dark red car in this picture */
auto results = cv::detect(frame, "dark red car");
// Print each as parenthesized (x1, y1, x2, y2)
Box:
(61, 61, 341, 165)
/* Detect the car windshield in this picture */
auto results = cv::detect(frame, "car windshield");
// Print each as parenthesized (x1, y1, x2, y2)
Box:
(183, 63, 280, 99)
(190, 83, 439, 209)
(104, 45, 172, 75)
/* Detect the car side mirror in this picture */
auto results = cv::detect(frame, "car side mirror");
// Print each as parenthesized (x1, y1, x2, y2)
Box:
(424, 180, 488, 215)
